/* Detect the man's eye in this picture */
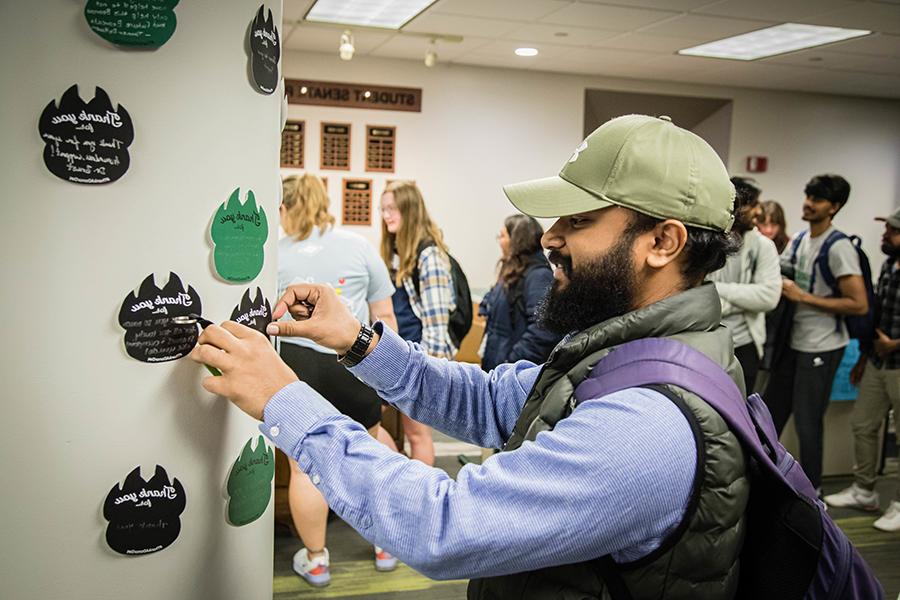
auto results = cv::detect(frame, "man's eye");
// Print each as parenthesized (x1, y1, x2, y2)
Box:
(570, 217, 587, 227)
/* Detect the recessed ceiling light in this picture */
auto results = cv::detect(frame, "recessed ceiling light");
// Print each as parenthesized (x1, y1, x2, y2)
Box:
(305, 0, 437, 29)
(677, 23, 870, 61)
(515, 47, 539, 57)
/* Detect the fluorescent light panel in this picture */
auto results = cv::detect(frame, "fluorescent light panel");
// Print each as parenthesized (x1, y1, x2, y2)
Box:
(306, 0, 437, 29)
(678, 23, 870, 61)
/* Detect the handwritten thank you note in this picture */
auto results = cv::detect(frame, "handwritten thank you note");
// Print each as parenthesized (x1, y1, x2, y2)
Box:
(38, 85, 134, 184)
(85, 0, 179, 47)
(211, 189, 268, 283)
(118, 272, 202, 363)
(103, 465, 186, 555)
(226, 436, 275, 526)
(249, 5, 280, 94)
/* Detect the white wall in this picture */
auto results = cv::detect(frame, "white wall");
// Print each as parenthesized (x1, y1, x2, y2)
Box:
(283, 50, 900, 291)
(0, 3, 280, 599)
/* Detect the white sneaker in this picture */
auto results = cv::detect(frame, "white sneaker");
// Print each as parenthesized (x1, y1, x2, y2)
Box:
(374, 546, 398, 572)
(293, 548, 331, 587)
(873, 501, 900, 532)
(823, 484, 880, 511)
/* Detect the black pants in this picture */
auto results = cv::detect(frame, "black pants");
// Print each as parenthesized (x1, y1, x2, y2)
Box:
(734, 343, 760, 394)
(763, 347, 844, 488)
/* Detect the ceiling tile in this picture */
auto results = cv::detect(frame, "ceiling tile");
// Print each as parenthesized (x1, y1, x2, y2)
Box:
(694, 0, 858, 22)
(539, 3, 679, 31)
(460, 40, 575, 60)
(639, 14, 776, 40)
(402, 12, 520, 37)
(369, 35, 492, 60)
(821, 32, 900, 57)
(429, 0, 564, 21)
(501, 23, 621, 47)
(581, 0, 713, 9)
(765, 47, 900, 74)
(595, 32, 702, 53)
(563, 46, 658, 65)
(284, 24, 393, 53)
(805, 2, 900, 35)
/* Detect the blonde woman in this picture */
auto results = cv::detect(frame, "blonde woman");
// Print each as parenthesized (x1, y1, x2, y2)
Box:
(279, 174, 400, 586)
(380, 181, 456, 466)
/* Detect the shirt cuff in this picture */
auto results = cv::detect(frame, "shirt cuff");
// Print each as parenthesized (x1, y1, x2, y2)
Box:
(259, 381, 341, 453)
(349, 322, 412, 392)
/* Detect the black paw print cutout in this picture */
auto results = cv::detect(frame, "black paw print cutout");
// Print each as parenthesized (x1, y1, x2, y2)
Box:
(249, 5, 280, 95)
(38, 85, 134, 184)
(103, 465, 187, 556)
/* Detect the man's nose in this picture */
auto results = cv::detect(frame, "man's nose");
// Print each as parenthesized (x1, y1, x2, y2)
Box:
(542, 218, 565, 250)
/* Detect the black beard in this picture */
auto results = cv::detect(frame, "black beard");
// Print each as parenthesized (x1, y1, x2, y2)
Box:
(882, 243, 900, 258)
(537, 238, 637, 335)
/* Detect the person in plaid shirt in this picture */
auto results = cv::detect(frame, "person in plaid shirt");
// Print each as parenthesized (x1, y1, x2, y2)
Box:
(379, 181, 457, 467)
(825, 208, 900, 532)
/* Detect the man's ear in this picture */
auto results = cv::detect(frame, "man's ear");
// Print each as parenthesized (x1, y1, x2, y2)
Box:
(644, 219, 688, 269)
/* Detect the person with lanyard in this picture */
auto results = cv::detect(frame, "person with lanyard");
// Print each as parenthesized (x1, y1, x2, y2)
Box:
(189, 115, 762, 598)
(825, 208, 900, 532)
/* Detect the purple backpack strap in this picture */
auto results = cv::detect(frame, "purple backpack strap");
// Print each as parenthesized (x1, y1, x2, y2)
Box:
(574, 338, 805, 493)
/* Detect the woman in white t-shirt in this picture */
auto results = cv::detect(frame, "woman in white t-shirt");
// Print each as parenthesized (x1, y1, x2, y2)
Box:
(279, 174, 399, 586)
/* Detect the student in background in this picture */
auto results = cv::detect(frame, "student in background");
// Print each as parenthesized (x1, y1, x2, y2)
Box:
(708, 177, 781, 392)
(766, 174, 868, 493)
(379, 181, 455, 466)
(758, 199, 789, 254)
(278, 174, 400, 585)
(825, 208, 900, 532)
(480, 214, 561, 371)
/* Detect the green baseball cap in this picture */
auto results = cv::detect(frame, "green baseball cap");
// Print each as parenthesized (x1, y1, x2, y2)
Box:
(503, 114, 735, 232)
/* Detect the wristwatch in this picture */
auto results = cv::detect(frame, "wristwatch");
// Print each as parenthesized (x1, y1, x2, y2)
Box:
(337, 323, 374, 367)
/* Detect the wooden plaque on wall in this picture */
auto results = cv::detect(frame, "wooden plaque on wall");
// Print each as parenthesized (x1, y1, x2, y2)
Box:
(366, 125, 396, 172)
(321, 122, 350, 170)
(342, 178, 372, 226)
(280, 120, 305, 168)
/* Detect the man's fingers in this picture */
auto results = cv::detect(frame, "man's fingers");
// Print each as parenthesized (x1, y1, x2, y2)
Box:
(221, 320, 261, 340)
(266, 319, 313, 338)
(274, 284, 321, 318)
(288, 304, 312, 319)
(200, 374, 228, 397)
(189, 343, 233, 372)
(198, 323, 240, 351)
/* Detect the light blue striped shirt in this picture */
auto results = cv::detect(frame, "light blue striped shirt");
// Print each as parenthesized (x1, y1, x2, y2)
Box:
(260, 324, 696, 580)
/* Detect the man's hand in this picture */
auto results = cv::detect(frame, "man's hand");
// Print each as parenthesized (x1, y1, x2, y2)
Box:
(267, 283, 363, 354)
(781, 278, 807, 303)
(189, 322, 298, 420)
(873, 329, 899, 359)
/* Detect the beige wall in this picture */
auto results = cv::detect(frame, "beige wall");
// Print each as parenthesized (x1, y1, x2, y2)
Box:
(283, 49, 900, 292)
(0, 2, 280, 599)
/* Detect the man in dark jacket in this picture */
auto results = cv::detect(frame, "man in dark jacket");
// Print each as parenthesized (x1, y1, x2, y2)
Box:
(191, 115, 749, 599)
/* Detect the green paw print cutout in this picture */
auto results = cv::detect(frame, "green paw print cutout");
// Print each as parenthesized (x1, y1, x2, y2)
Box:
(226, 436, 275, 526)
(85, 0, 180, 48)
(211, 188, 268, 283)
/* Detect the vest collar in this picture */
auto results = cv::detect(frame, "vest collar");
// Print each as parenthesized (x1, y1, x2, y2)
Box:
(548, 283, 722, 373)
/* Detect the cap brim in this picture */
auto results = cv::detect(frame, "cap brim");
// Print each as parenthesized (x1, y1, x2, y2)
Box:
(503, 175, 613, 218)
(876, 216, 900, 228)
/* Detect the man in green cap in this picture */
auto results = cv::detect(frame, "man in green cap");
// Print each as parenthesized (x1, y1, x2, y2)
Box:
(191, 115, 749, 598)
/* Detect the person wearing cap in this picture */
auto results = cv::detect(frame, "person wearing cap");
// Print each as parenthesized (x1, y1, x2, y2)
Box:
(765, 174, 868, 494)
(707, 176, 781, 392)
(824, 208, 900, 532)
(189, 114, 748, 597)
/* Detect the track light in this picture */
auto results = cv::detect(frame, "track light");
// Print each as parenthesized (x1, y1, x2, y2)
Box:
(424, 40, 437, 67)
(339, 30, 355, 61)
